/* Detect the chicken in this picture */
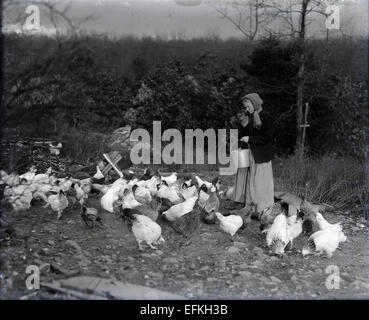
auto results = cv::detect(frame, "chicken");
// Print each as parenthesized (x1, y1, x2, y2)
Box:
(286, 210, 305, 249)
(93, 165, 105, 180)
(194, 175, 213, 190)
(44, 189, 69, 219)
(156, 183, 184, 205)
(132, 184, 152, 205)
(134, 196, 162, 221)
(0, 171, 20, 186)
(198, 190, 210, 208)
(259, 201, 288, 231)
(91, 183, 111, 195)
(265, 213, 289, 256)
(161, 172, 177, 186)
(122, 188, 142, 209)
(315, 212, 342, 232)
(72, 183, 88, 205)
(180, 184, 198, 200)
(100, 179, 126, 213)
(219, 186, 234, 200)
(122, 208, 165, 251)
(19, 166, 37, 183)
(5, 184, 34, 212)
(200, 183, 220, 224)
(81, 205, 102, 229)
(302, 228, 347, 258)
(215, 212, 244, 237)
(162, 195, 198, 222)
(136, 174, 161, 196)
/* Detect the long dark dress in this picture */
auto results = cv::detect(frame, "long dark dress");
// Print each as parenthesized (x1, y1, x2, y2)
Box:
(232, 115, 275, 213)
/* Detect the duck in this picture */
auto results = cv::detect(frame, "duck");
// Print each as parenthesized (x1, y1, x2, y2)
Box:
(122, 208, 165, 251)
(161, 172, 177, 186)
(265, 213, 289, 257)
(215, 212, 244, 237)
(44, 189, 69, 219)
(81, 205, 103, 229)
(132, 184, 152, 205)
(162, 194, 198, 222)
(302, 228, 347, 258)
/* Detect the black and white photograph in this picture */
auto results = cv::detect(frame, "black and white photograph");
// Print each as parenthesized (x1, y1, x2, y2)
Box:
(0, 0, 368, 303)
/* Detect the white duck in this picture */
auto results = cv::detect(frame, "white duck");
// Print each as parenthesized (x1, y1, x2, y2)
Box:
(302, 228, 347, 258)
(123, 209, 165, 251)
(215, 212, 243, 236)
(162, 195, 198, 222)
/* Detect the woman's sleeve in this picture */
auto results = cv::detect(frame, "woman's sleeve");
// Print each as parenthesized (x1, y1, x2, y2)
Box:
(248, 119, 274, 145)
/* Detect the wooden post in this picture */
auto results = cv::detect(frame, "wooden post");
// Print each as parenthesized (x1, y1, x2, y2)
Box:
(301, 102, 310, 154)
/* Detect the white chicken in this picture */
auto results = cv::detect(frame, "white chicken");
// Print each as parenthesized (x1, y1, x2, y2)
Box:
(315, 212, 342, 232)
(93, 165, 105, 180)
(286, 211, 304, 249)
(215, 212, 244, 236)
(180, 184, 198, 200)
(19, 166, 37, 183)
(44, 189, 69, 219)
(162, 195, 198, 222)
(136, 174, 161, 196)
(0, 170, 20, 186)
(265, 213, 289, 256)
(302, 228, 347, 258)
(132, 184, 152, 205)
(161, 172, 177, 186)
(194, 175, 212, 190)
(156, 184, 184, 204)
(101, 180, 126, 213)
(122, 188, 142, 209)
(92, 183, 111, 195)
(123, 209, 165, 250)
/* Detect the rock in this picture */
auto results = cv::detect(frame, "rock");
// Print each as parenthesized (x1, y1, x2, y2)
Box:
(141, 253, 152, 259)
(47, 240, 55, 246)
(163, 257, 178, 264)
(65, 240, 82, 253)
(155, 250, 163, 255)
(189, 263, 196, 270)
(147, 271, 164, 280)
(227, 246, 241, 254)
(50, 263, 80, 276)
(233, 241, 248, 248)
(238, 263, 249, 270)
(269, 276, 283, 284)
(238, 271, 252, 278)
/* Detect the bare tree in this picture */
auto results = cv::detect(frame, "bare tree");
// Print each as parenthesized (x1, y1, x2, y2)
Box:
(212, 0, 271, 45)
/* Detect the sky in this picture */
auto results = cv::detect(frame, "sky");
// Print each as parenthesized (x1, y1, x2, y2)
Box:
(2, 0, 368, 39)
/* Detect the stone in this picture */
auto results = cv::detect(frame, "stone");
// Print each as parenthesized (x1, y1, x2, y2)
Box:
(227, 246, 241, 254)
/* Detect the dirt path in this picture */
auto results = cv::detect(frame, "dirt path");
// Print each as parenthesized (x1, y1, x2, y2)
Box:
(1, 195, 369, 300)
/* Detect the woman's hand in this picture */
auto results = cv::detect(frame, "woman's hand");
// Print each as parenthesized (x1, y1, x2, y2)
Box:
(240, 136, 249, 143)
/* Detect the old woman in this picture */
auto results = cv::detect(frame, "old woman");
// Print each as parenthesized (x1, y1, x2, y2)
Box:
(231, 93, 275, 216)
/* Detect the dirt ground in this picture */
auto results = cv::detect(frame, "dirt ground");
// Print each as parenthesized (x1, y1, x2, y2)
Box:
(1, 177, 369, 300)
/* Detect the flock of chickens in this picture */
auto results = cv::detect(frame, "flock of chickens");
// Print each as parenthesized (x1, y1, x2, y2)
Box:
(0, 165, 347, 258)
